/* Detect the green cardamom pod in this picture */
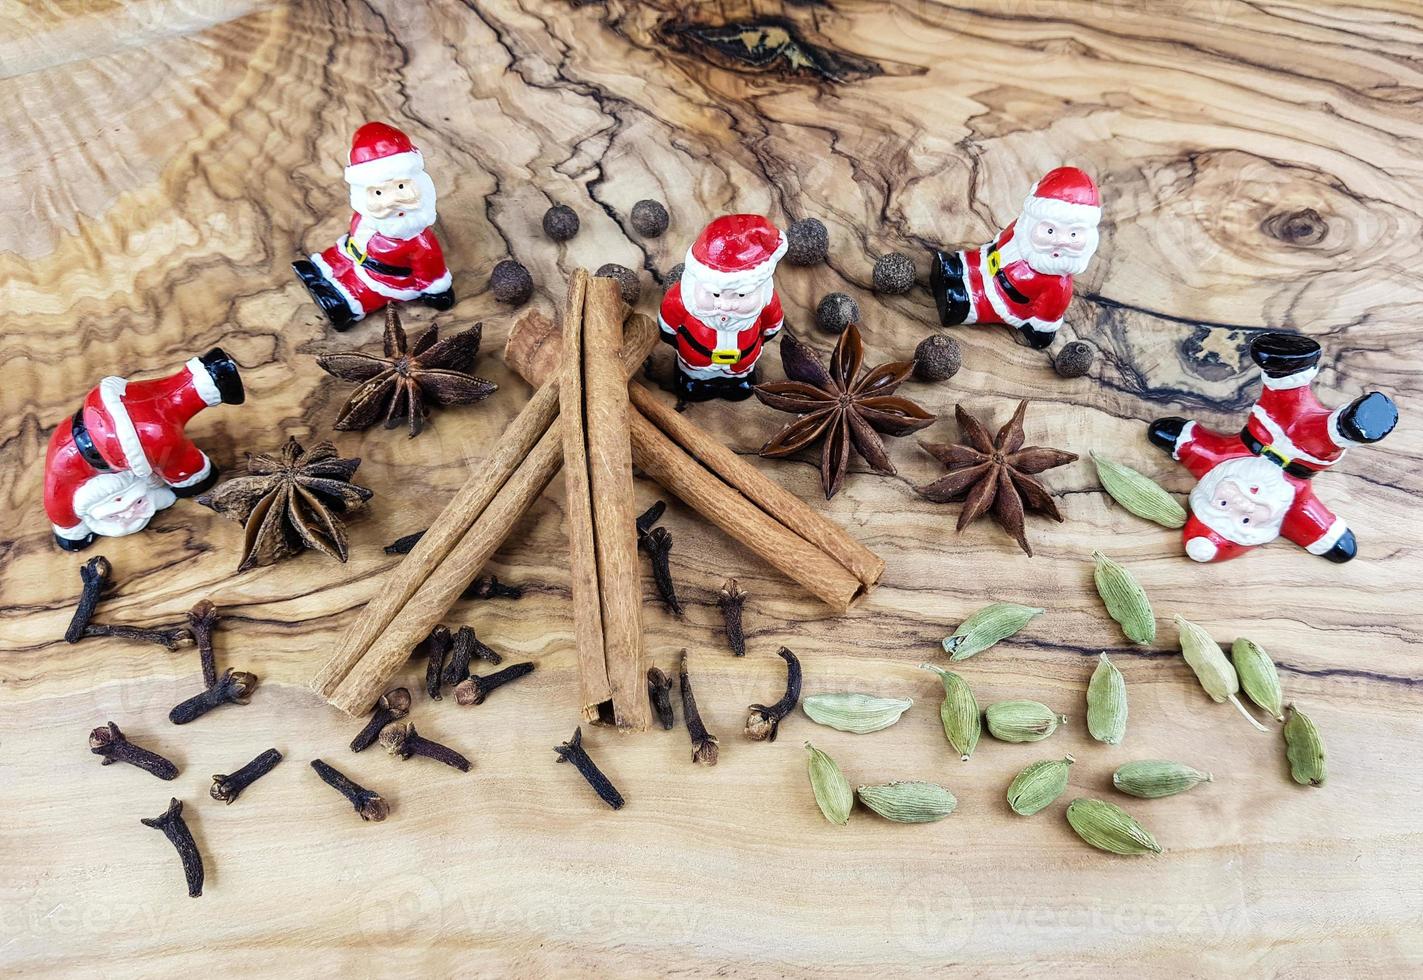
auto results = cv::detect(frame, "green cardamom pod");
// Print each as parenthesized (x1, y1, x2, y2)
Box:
(1231, 638, 1285, 722)
(1065, 798, 1161, 856)
(919, 664, 980, 762)
(1086, 652, 1128, 745)
(1112, 760, 1213, 799)
(802, 693, 913, 734)
(1006, 755, 1074, 815)
(984, 699, 1066, 743)
(1092, 551, 1156, 644)
(856, 781, 958, 823)
(1091, 452, 1187, 529)
(804, 742, 854, 825)
(1174, 615, 1267, 732)
(941, 602, 1044, 660)
(1283, 704, 1326, 787)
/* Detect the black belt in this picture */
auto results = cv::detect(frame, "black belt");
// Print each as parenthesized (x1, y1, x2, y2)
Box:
(344, 238, 412, 278)
(676, 325, 757, 363)
(71, 408, 111, 472)
(1239, 428, 1317, 479)
(987, 249, 1031, 305)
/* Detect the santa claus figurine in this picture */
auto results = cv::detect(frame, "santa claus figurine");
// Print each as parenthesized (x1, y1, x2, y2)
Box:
(929, 167, 1101, 349)
(1148, 332, 1397, 563)
(293, 122, 454, 330)
(658, 214, 787, 403)
(44, 349, 244, 551)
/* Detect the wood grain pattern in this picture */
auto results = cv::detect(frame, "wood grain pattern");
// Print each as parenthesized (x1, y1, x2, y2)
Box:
(2, 0, 1422, 974)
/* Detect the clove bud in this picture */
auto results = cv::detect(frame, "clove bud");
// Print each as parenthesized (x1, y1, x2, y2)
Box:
(350, 687, 411, 752)
(89, 721, 179, 780)
(168, 669, 258, 725)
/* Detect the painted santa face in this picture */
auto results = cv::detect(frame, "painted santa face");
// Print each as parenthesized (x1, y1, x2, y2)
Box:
(691, 280, 765, 317)
(80, 476, 175, 537)
(1025, 218, 1095, 276)
(363, 177, 422, 219)
(1209, 479, 1280, 531)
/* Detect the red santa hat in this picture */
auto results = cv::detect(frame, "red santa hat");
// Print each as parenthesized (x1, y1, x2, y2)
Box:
(344, 122, 426, 186)
(1021, 167, 1102, 228)
(1181, 514, 1250, 563)
(682, 214, 788, 294)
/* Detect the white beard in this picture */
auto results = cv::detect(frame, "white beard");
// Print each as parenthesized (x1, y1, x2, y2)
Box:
(1009, 221, 1097, 277)
(75, 471, 176, 537)
(350, 170, 438, 241)
(682, 274, 770, 335)
(1189, 456, 1294, 547)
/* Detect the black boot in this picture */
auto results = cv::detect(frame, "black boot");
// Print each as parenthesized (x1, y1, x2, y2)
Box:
(197, 348, 245, 405)
(929, 250, 972, 326)
(54, 531, 96, 552)
(1336, 391, 1398, 444)
(171, 463, 219, 499)
(675, 370, 758, 404)
(293, 260, 357, 331)
(1320, 529, 1357, 563)
(1250, 332, 1321, 378)
(424, 288, 456, 312)
(1148, 417, 1188, 455)
(1017, 324, 1056, 350)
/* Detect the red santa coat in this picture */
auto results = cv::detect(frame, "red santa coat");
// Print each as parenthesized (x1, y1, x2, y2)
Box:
(309, 214, 452, 318)
(657, 282, 784, 379)
(960, 222, 1074, 334)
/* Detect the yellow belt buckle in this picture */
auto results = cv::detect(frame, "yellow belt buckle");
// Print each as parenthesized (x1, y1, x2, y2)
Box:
(987, 249, 1002, 276)
(711, 348, 739, 365)
(1262, 444, 1292, 468)
(344, 238, 364, 265)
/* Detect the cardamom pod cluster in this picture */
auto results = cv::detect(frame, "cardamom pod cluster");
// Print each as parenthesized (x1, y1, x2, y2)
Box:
(984, 699, 1066, 743)
(1112, 760, 1212, 799)
(1091, 453, 1187, 529)
(804, 742, 853, 825)
(856, 781, 958, 823)
(1174, 615, 1267, 732)
(920, 664, 979, 761)
(1232, 638, 1285, 722)
(941, 602, 1043, 660)
(1086, 652, 1128, 745)
(1066, 798, 1161, 856)
(802, 693, 912, 734)
(1092, 551, 1156, 644)
(1283, 704, 1326, 787)
(1007, 756, 1074, 815)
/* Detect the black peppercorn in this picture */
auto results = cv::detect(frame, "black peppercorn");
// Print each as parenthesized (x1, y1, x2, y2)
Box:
(786, 217, 828, 266)
(491, 259, 534, 305)
(629, 199, 669, 238)
(873, 252, 916, 295)
(662, 263, 684, 287)
(595, 263, 641, 305)
(913, 334, 962, 382)
(542, 204, 580, 242)
(1055, 340, 1096, 378)
(815, 293, 860, 334)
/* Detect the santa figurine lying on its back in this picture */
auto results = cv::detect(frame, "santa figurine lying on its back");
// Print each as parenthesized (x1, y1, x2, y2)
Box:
(294, 122, 454, 330)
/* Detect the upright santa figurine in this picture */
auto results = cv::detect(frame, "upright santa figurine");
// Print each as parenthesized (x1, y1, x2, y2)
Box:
(293, 122, 454, 331)
(658, 214, 787, 403)
(1148, 332, 1397, 563)
(929, 167, 1101, 349)
(44, 349, 245, 551)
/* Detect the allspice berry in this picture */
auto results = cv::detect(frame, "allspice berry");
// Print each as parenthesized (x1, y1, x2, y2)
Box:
(786, 217, 829, 266)
(662, 262, 685, 286)
(595, 263, 641, 305)
(873, 252, 916, 295)
(630, 199, 669, 238)
(491, 259, 534, 305)
(1055, 340, 1096, 378)
(542, 205, 579, 242)
(913, 334, 961, 382)
(815, 292, 860, 334)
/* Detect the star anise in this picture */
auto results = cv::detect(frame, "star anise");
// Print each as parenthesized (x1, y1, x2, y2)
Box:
(916, 400, 1077, 556)
(198, 437, 374, 571)
(316, 305, 497, 438)
(753, 323, 936, 499)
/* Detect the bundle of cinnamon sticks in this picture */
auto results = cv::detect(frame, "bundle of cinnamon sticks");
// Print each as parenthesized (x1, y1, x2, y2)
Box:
(311, 268, 883, 722)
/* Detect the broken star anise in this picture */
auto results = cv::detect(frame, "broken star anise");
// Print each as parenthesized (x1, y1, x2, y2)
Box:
(916, 400, 1077, 556)
(316, 305, 497, 438)
(753, 323, 936, 499)
(198, 437, 374, 571)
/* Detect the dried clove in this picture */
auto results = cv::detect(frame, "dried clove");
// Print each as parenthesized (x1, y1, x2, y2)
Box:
(64, 556, 111, 644)
(379, 722, 471, 772)
(350, 687, 411, 751)
(463, 575, 524, 601)
(454, 661, 535, 705)
(80, 622, 193, 649)
(647, 666, 675, 730)
(384, 529, 426, 555)
(186, 599, 219, 690)
(678, 650, 719, 765)
(639, 526, 684, 616)
(717, 579, 748, 657)
(554, 726, 624, 810)
(211, 747, 283, 804)
(141, 798, 204, 897)
(310, 759, 389, 822)
(417, 625, 451, 701)
(89, 721, 178, 780)
(745, 646, 802, 742)
(168, 669, 258, 725)
(442, 626, 477, 686)
(635, 501, 666, 535)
